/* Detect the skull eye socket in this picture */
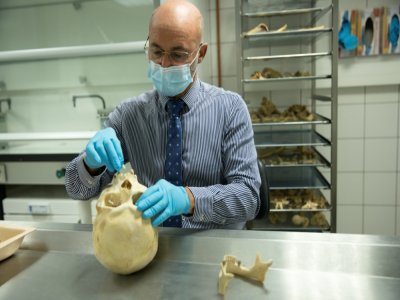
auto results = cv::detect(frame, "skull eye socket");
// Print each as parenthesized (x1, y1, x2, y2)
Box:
(132, 192, 143, 205)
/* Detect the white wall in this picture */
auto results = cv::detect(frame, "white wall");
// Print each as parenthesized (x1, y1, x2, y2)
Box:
(0, 0, 213, 133)
(0, 1, 155, 132)
(209, 0, 400, 236)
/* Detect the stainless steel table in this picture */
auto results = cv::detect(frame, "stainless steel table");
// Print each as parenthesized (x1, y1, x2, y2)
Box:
(0, 221, 399, 300)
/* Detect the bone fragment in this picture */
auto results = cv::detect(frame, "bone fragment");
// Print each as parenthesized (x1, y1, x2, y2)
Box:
(218, 254, 273, 295)
(276, 24, 288, 32)
(224, 254, 272, 282)
(292, 214, 310, 227)
(244, 23, 269, 36)
(218, 262, 234, 295)
(301, 200, 319, 210)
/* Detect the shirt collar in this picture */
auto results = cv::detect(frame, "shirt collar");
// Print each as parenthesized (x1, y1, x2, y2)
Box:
(158, 79, 201, 112)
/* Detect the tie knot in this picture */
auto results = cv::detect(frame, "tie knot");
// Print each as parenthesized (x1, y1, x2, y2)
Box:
(167, 99, 185, 117)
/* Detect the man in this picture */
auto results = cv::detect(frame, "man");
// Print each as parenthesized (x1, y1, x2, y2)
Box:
(65, 0, 260, 229)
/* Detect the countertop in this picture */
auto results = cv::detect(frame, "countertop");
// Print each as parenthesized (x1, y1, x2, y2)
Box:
(0, 132, 94, 161)
(0, 221, 399, 299)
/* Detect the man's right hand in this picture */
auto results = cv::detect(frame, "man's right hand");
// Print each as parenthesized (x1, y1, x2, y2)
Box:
(84, 127, 124, 173)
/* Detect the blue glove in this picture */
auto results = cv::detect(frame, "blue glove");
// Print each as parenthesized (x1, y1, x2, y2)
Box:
(388, 15, 399, 53)
(84, 127, 124, 172)
(339, 11, 358, 51)
(136, 179, 190, 226)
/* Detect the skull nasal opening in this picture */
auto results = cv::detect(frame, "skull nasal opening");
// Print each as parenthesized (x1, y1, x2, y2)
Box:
(121, 180, 132, 190)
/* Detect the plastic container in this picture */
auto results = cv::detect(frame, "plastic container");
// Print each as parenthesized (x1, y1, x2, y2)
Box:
(0, 224, 35, 261)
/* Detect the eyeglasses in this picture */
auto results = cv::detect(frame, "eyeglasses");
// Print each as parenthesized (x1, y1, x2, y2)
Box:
(144, 38, 202, 64)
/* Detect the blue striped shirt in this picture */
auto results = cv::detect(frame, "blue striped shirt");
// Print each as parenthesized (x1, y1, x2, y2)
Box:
(65, 79, 261, 229)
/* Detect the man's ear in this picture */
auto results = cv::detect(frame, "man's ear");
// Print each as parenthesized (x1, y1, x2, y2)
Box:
(197, 43, 208, 64)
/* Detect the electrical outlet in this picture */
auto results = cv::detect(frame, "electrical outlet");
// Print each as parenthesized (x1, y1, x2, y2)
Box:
(0, 164, 6, 183)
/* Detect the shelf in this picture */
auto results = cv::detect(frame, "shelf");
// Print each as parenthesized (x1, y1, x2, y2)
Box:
(0, 132, 91, 160)
(242, 28, 332, 39)
(0, 132, 94, 142)
(244, 52, 331, 61)
(252, 113, 330, 127)
(243, 28, 332, 48)
(250, 214, 330, 232)
(269, 188, 331, 212)
(254, 130, 330, 148)
(270, 206, 331, 213)
(260, 147, 330, 168)
(236, 0, 337, 232)
(267, 167, 330, 190)
(244, 80, 327, 92)
(313, 94, 332, 102)
(270, 206, 330, 213)
(244, 74, 331, 84)
(0, 140, 85, 160)
(242, 5, 332, 18)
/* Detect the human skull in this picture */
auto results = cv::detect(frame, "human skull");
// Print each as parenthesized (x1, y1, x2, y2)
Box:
(92, 169, 158, 274)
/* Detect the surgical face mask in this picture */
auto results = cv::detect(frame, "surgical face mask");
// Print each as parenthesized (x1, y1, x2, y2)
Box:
(147, 55, 198, 97)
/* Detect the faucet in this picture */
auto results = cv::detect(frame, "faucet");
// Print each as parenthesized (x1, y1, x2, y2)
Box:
(72, 94, 106, 110)
(0, 98, 11, 113)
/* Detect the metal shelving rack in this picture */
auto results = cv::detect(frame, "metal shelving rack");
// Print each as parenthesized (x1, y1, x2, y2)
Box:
(236, 0, 338, 232)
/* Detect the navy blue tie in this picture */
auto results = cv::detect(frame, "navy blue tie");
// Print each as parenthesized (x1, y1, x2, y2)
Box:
(163, 99, 185, 227)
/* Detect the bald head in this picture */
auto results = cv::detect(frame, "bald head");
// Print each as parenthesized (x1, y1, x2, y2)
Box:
(146, 0, 208, 71)
(149, 0, 203, 44)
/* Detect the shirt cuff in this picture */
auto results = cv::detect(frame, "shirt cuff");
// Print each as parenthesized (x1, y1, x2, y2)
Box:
(184, 186, 214, 223)
(77, 155, 106, 188)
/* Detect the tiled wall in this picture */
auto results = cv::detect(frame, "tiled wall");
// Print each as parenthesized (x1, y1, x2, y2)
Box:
(207, 0, 400, 236)
(337, 86, 400, 235)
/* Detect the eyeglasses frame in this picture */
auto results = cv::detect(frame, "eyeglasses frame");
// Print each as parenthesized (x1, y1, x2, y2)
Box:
(144, 37, 203, 64)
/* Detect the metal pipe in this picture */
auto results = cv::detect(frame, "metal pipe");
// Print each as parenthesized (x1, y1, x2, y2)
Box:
(72, 94, 106, 109)
(0, 98, 11, 113)
(0, 0, 100, 10)
(330, 0, 339, 233)
(0, 41, 146, 63)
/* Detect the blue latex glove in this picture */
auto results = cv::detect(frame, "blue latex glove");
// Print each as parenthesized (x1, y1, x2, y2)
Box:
(136, 179, 190, 226)
(389, 15, 399, 53)
(84, 127, 124, 172)
(339, 11, 358, 51)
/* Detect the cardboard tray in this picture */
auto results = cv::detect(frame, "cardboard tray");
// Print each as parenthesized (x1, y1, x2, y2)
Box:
(0, 224, 35, 262)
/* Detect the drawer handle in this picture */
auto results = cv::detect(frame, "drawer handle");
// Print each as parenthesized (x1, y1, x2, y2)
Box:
(56, 168, 66, 179)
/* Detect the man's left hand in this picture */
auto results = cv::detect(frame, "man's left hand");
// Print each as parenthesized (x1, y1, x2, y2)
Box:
(136, 179, 190, 226)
